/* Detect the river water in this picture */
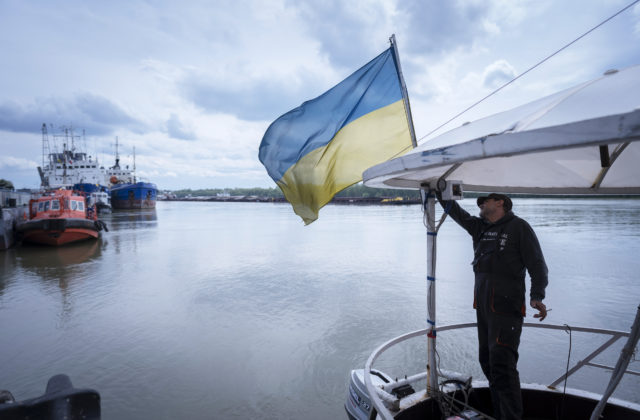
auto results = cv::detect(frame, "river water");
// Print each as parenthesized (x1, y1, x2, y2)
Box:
(1, 198, 639, 419)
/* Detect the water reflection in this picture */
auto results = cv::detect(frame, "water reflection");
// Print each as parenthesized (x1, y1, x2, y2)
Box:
(17, 239, 102, 270)
(0, 249, 18, 295)
(12, 240, 102, 321)
(105, 209, 158, 231)
(514, 198, 640, 230)
(1, 240, 103, 291)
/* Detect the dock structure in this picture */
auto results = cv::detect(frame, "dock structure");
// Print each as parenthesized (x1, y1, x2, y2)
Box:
(0, 189, 34, 250)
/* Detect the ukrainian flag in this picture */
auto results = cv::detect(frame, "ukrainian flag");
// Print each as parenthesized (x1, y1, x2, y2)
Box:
(259, 45, 413, 224)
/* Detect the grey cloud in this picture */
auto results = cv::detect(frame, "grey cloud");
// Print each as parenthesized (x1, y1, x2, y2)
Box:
(398, 1, 493, 56)
(166, 113, 196, 140)
(291, 0, 496, 65)
(179, 71, 324, 121)
(291, 0, 389, 69)
(0, 93, 147, 136)
(483, 60, 517, 89)
(0, 101, 34, 134)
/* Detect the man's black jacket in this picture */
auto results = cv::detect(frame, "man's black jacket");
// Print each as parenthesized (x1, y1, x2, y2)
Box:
(438, 197, 548, 316)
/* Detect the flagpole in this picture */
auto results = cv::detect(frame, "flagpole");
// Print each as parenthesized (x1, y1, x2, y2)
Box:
(421, 187, 439, 397)
(391, 34, 436, 394)
(389, 34, 418, 148)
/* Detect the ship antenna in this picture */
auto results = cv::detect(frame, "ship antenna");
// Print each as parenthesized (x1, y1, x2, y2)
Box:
(114, 136, 120, 169)
(83, 129, 87, 159)
(41, 123, 48, 170)
(68, 126, 75, 151)
(39, 123, 52, 188)
(133, 146, 137, 183)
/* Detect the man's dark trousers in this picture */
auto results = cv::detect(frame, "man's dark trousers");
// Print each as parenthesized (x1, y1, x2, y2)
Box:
(475, 272, 524, 420)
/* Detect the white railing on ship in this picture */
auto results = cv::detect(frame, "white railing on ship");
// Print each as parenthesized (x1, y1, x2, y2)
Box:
(363, 322, 639, 420)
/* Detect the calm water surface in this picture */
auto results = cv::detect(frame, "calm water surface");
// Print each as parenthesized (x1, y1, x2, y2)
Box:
(1, 199, 639, 419)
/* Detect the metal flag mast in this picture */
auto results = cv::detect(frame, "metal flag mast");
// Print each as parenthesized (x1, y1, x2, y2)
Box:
(391, 33, 441, 396)
(422, 187, 439, 396)
(390, 34, 441, 396)
(421, 179, 454, 397)
(389, 34, 418, 149)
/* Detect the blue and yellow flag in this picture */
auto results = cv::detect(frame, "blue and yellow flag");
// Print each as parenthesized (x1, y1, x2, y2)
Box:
(259, 45, 413, 224)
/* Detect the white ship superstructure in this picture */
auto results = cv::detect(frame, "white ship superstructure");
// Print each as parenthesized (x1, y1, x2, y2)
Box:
(37, 124, 108, 189)
(105, 137, 135, 185)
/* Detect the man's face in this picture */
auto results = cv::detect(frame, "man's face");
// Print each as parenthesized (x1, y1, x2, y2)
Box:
(479, 198, 502, 218)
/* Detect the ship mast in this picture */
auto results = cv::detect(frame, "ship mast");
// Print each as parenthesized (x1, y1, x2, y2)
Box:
(113, 136, 120, 169)
(39, 123, 51, 188)
(133, 146, 136, 183)
(61, 128, 68, 186)
(41, 124, 48, 169)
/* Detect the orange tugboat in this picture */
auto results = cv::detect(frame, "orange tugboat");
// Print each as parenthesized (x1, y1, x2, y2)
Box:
(18, 189, 107, 246)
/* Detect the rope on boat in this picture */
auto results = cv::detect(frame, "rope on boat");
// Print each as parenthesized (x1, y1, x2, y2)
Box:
(560, 324, 573, 419)
(436, 378, 496, 420)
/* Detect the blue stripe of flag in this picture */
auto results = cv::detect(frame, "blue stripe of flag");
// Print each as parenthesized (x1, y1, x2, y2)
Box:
(259, 47, 402, 182)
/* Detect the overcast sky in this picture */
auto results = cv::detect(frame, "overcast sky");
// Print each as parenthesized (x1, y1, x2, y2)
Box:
(1, 0, 639, 190)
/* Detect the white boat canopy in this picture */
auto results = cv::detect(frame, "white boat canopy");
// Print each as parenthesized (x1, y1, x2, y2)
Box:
(363, 65, 640, 194)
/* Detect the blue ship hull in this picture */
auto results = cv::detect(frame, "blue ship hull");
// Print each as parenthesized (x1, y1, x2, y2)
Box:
(110, 182, 157, 209)
(72, 183, 109, 194)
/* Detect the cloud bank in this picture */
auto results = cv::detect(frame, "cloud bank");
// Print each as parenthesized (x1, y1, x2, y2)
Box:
(0, 93, 147, 136)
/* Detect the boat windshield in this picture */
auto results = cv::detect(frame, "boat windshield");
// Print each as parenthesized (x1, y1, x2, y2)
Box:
(43, 201, 50, 212)
(77, 201, 85, 211)
(51, 200, 60, 211)
(71, 200, 78, 211)
(38, 201, 44, 212)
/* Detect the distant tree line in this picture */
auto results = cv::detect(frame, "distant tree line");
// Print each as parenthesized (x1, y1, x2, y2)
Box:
(334, 184, 420, 199)
(170, 183, 421, 199)
(0, 179, 14, 190)
(171, 187, 284, 198)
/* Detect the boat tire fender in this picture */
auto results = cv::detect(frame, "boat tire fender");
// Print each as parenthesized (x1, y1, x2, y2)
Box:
(94, 220, 109, 232)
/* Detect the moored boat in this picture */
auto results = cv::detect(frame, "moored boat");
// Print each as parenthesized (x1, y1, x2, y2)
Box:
(73, 183, 112, 214)
(37, 124, 108, 189)
(110, 181, 157, 209)
(107, 138, 157, 209)
(17, 189, 107, 246)
(37, 124, 113, 216)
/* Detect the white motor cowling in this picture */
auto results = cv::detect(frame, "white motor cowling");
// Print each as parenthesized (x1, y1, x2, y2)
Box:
(345, 369, 394, 419)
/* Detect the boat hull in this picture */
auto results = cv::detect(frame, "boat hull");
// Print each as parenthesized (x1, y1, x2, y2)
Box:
(73, 183, 112, 214)
(0, 374, 100, 420)
(17, 218, 99, 246)
(393, 385, 640, 420)
(111, 182, 157, 209)
(347, 368, 640, 420)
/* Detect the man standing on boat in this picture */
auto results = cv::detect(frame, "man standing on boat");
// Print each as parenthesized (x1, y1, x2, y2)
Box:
(436, 192, 548, 420)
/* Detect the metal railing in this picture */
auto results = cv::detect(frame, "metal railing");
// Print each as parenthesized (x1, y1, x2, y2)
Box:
(363, 322, 638, 420)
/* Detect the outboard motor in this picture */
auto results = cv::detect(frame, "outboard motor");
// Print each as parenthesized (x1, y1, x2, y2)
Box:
(344, 369, 414, 420)
(346, 369, 399, 419)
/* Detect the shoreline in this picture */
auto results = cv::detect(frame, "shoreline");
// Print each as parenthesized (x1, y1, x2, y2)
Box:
(159, 196, 423, 205)
(158, 194, 640, 205)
